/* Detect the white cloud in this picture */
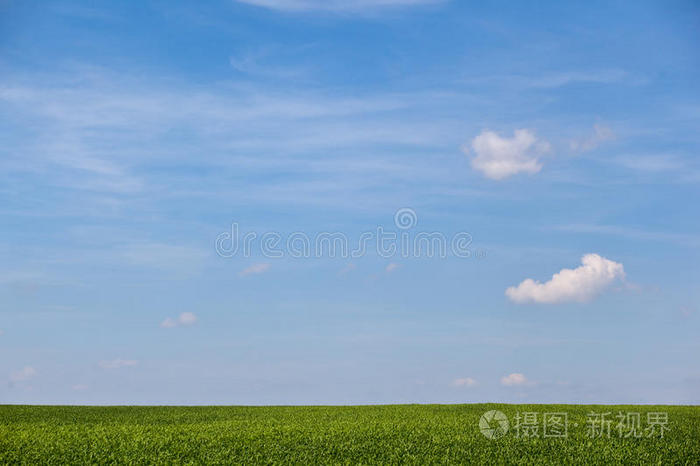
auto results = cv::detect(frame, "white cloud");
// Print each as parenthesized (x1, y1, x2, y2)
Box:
(10, 366, 37, 383)
(239, 263, 270, 277)
(160, 312, 198, 328)
(385, 263, 400, 273)
(506, 253, 625, 304)
(235, 0, 443, 13)
(178, 312, 197, 325)
(500, 373, 527, 386)
(98, 358, 139, 369)
(570, 124, 614, 152)
(452, 377, 477, 387)
(467, 129, 550, 180)
(72, 384, 88, 391)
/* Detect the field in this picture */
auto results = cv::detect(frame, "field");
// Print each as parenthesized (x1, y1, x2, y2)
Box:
(1, 404, 698, 464)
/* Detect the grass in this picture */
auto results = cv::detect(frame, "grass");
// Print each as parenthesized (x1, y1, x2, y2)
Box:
(1, 404, 698, 464)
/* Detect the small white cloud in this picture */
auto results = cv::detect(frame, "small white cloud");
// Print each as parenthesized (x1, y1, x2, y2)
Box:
(506, 253, 625, 304)
(98, 358, 138, 369)
(500, 373, 527, 386)
(72, 384, 88, 391)
(452, 377, 477, 387)
(385, 263, 400, 273)
(239, 263, 270, 277)
(161, 312, 198, 328)
(160, 317, 177, 328)
(570, 124, 614, 152)
(10, 366, 37, 383)
(178, 312, 197, 326)
(467, 129, 550, 180)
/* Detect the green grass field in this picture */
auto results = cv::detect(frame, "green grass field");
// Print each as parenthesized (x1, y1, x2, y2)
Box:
(1, 404, 698, 464)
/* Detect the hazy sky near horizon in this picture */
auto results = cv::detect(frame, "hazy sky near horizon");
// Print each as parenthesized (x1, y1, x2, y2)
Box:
(1, 0, 699, 404)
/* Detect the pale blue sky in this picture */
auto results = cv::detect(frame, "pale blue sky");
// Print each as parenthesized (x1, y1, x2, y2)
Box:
(1, 0, 699, 404)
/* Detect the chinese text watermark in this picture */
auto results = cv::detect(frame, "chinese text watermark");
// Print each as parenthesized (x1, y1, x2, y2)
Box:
(479, 410, 669, 440)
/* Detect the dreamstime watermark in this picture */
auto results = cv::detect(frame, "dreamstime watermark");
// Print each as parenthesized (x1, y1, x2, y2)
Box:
(478, 410, 670, 440)
(215, 208, 484, 259)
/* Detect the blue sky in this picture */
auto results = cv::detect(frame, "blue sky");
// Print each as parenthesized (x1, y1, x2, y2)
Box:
(1, 0, 699, 404)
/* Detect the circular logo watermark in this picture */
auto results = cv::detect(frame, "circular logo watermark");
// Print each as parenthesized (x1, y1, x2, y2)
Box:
(479, 410, 509, 439)
(394, 207, 417, 230)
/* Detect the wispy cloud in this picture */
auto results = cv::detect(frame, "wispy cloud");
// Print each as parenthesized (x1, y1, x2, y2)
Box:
(234, 0, 444, 13)
(239, 263, 271, 277)
(385, 263, 400, 273)
(0, 67, 460, 213)
(599, 152, 700, 184)
(9, 366, 37, 383)
(161, 312, 198, 328)
(120, 243, 209, 271)
(451, 377, 477, 387)
(229, 53, 309, 80)
(460, 69, 633, 90)
(552, 224, 700, 247)
(98, 359, 139, 369)
(525, 70, 629, 89)
(500, 373, 527, 386)
(570, 124, 614, 153)
(680, 306, 695, 318)
(338, 263, 357, 275)
(612, 154, 685, 172)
